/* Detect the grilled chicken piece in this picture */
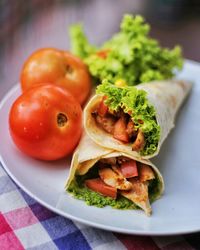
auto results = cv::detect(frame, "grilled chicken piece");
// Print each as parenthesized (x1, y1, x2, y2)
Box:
(139, 164, 155, 182)
(120, 179, 151, 216)
(132, 129, 145, 151)
(117, 156, 129, 164)
(111, 165, 122, 176)
(126, 119, 137, 138)
(99, 157, 117, 165)
(99, 167, 132, 191)
(95, 114, 116, 134)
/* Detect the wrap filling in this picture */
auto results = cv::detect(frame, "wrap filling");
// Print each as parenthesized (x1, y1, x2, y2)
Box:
(67, 156, 161, 215)
(91, 82, 160, 156)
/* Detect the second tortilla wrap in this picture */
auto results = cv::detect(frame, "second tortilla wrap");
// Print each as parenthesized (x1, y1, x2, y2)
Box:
(84, 79, 192, 159)
(65, 134, 164, 216)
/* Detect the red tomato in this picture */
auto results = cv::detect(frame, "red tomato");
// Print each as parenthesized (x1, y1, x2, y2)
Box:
(20, 48, 91, 105)
(113, 118, 129, 143)
(120, 160, 138, 178)
(85, 178, 117, 199)
(9, 85, 82, 161)
(97, 96, 108, 117)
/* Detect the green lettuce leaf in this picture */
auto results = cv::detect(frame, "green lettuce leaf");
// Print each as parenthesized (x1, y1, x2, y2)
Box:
(70, 24, 97, 59)
(70, 15, 183, 86)
(96, 80, 160, 156)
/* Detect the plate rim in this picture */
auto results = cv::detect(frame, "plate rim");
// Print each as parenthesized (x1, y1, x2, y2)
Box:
(1, 59, 200, 236)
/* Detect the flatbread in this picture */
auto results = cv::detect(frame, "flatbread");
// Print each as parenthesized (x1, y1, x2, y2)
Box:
(84, 80, 192, 158)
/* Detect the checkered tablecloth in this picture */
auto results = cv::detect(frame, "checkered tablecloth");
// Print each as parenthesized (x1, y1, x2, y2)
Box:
(0, 163, 199, 250)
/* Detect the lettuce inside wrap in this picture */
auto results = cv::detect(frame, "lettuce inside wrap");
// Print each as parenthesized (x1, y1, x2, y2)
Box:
(95, 81, 160, 156)
(84, 79, 192, 159)
(90, 80, 160, 155)
(67, 151, 163, 215)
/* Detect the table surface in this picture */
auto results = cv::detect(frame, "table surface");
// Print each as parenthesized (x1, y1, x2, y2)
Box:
(0, 1, 200, 249)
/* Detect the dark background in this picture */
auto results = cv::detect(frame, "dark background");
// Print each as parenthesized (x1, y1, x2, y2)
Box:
(0, 0, 200, 99)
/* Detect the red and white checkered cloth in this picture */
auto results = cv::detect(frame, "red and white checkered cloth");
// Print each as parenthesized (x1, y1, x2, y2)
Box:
(1, 163, 199, 250)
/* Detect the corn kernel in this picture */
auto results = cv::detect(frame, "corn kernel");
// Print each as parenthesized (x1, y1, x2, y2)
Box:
(115, 79, 127, 87)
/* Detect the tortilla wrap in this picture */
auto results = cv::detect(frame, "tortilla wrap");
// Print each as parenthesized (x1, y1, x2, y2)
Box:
(84, 79, 192, 159)
(65, 134, 164, 215)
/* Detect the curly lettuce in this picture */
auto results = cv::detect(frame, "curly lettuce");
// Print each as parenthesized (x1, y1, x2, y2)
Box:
(96, 81, 160, 156)
(70, 15, 183, 86)
(69, 24, 96, 59)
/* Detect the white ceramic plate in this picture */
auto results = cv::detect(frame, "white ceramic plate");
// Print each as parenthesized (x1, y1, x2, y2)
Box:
(0, 60, 200, 236)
